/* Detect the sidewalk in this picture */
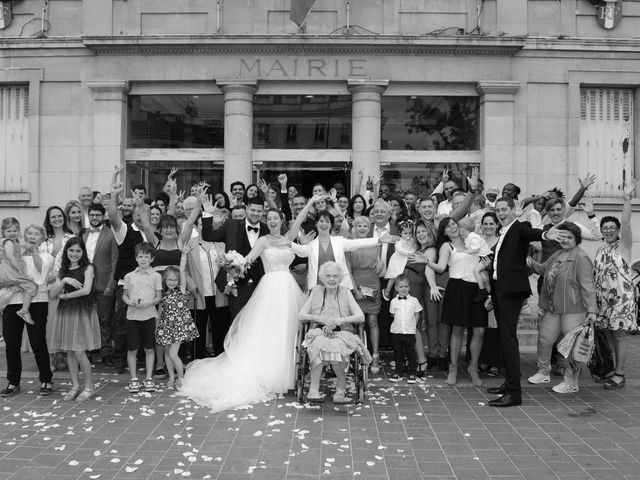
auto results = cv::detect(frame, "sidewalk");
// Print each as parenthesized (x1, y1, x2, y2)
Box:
(1, 338, 640, 480)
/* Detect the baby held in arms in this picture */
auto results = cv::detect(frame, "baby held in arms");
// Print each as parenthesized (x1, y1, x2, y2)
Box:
(458, 217, 492, 303)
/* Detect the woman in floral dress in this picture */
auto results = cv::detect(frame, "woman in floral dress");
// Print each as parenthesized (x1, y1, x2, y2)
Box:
(593, 182, 637, 389)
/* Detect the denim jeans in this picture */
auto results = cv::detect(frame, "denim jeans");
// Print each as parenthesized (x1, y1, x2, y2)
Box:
(536, 311, 586, 374)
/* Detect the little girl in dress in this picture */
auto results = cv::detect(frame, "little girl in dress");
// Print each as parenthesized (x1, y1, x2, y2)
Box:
(383, 220, 417, 301)
(156, 264, 199, 389)
(0, 218, 38, 325)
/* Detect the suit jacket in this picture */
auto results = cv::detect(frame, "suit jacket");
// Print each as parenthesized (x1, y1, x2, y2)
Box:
(201, 216, 268, 291)
(292, 236, 379, 290)
(493, 220, 544, 295)
(368, 221, 398, 272)
(81, 226, 118, 293)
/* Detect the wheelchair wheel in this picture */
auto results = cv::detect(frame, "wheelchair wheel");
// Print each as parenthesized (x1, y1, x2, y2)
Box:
(295, 348, 308, 403)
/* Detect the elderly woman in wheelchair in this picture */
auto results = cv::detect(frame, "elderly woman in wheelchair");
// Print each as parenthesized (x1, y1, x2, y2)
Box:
(298, 262, 372, 403)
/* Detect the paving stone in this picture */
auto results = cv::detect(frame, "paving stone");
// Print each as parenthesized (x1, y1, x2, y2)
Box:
(1, 346, 640, 479)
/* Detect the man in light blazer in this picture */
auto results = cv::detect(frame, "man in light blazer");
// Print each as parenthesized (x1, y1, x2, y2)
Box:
(81, 203, 118, 367)
(487, 197, 561, 407)
(368, 199, 398, 348)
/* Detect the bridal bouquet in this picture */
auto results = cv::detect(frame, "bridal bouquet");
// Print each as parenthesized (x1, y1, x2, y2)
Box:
(216, 250, 250, 296)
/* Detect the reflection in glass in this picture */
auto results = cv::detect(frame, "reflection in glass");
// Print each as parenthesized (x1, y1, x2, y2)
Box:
(253, 161, 350, 199)
(381, 96, 479, 150)
(126, 161, 224, 198)
(381, 162, 479, 198)
(253, 95, 352, 149)
(128, 95, 224, 148)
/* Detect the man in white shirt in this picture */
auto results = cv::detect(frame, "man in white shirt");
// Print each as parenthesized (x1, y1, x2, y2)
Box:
(78, 186, 94, 228)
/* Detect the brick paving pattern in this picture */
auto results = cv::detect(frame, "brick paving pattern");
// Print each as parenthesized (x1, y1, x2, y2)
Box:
(1, 337, 640, 480)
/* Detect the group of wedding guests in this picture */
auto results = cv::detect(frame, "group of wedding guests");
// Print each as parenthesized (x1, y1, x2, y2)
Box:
(0, 164, 637, 408)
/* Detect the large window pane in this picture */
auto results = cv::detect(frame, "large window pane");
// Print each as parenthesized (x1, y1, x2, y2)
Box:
(381, 96, 479, 150)
(128, 95, 224, 148)
(381, 162, 479, 198)
(253, 95, 352, 149)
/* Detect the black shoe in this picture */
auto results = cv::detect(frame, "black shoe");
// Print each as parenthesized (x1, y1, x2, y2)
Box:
(102, 356, 115, 368)
(488, 394, 522, 408)
(426, 357, 438, 370)
(39, 382, 54, 396)
(154, 368, 168, 379)
(486, 383, 507, 395)
(0, 384, 20, 397)
(114, 365, 128, 375)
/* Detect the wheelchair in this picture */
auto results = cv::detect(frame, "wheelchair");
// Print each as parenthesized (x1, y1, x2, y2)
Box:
(294, 319, 369, 404)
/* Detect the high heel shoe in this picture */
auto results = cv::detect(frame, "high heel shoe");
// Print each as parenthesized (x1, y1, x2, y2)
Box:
(370, 354, 380, 374)
(468, 365, 482, 387)
(446, 365, 457, 386)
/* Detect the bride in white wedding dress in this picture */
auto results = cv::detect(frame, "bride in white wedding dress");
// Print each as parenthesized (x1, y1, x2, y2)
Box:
(178, 195, 322, 413)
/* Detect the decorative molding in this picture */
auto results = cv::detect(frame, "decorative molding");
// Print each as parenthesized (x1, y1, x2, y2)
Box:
(476, 80, 521, 96)
(81, 35, 526, 57)
(348, 79, 389, 95)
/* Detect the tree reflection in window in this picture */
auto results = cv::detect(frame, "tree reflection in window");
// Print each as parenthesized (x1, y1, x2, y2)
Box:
(381, 96, 479, 150)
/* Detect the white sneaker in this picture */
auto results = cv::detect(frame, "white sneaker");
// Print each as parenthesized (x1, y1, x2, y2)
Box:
(527, 372, 551, 384)
(552, 381, 579, 394)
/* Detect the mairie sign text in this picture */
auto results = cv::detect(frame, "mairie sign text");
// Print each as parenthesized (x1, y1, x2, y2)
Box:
(239, 58, 368, 78)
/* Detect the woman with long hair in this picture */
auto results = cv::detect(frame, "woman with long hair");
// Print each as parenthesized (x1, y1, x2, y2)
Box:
(426, 217, 487, 387)
(64, 200, 83, 235)
(49, 237, 101, 402)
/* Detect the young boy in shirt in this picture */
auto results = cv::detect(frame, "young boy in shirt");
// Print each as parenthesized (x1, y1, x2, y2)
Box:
(122, 242, 163, 393)
(388, 275, 423, 384)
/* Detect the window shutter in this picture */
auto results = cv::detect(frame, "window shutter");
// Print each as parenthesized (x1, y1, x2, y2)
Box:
(580, 88, 634, 197)
(0, 85, 29, 192)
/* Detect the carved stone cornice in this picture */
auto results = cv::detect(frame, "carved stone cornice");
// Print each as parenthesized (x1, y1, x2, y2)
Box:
(81, 35, 526, 57)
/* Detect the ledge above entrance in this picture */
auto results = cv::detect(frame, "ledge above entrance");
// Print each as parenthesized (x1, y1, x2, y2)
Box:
(81, 35, 526, 57)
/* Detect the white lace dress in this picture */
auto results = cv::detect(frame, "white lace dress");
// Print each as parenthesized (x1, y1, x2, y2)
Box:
(178, 247, 305, 412)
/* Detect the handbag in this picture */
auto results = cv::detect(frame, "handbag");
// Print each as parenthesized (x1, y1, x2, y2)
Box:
(571, 323, 595, 364)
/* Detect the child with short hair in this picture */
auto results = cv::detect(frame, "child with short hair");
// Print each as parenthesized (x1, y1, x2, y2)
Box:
(0, 218, 38, 325)
(458, 217, 492, 302)
(388, 275, 423, 384)
(383, 220, 416, 301)
(123, 242, 163, 393)
(156, 264, 199, 389)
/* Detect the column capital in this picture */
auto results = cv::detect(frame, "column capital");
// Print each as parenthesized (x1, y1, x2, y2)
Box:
(87, 81, 130, 101)
(218, 81, 258, 95)
(347, 79, 389, 95)
(476, 81, 521, 97)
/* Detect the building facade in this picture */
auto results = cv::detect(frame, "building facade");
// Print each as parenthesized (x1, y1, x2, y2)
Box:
(0, 0, 639, 252)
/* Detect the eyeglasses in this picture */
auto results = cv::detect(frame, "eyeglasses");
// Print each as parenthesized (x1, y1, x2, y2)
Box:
(601, 226, 618, 232)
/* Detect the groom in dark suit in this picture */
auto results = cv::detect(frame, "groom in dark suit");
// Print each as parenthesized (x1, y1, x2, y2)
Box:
(201, 197, 269, 320)
(487, 197, 561, 407)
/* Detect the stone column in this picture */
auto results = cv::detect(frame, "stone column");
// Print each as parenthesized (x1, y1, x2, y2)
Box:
(87, 80, 130, 191)
(348, 80, 388, 196)
(476, 81, 521, 191)
(219, 82, 258, 191)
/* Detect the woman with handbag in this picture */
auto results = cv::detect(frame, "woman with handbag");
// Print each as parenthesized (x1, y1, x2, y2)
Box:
(526, 222, 597, 393)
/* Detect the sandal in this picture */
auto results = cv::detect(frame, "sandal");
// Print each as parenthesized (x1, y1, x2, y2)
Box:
(16, 310, 34, 325)
(487, 367, 499, 377)
(75, 388, 94, 402)
(604, 373, 626, 390)
(416, 360, 428, 378)
(594, 371, 614, 384)
(62, 388, 80, 401)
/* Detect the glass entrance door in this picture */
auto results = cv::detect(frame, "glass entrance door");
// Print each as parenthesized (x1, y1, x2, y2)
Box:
(253, 161, 351, 198)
